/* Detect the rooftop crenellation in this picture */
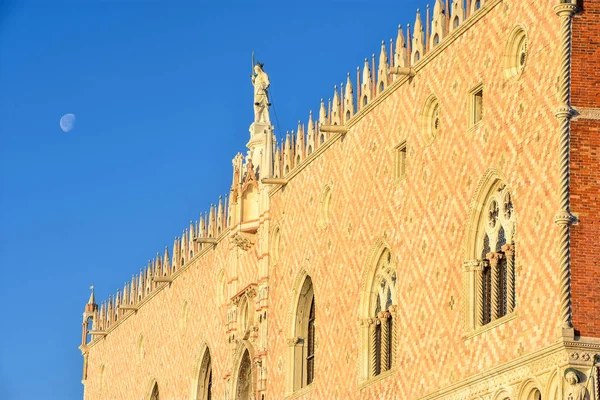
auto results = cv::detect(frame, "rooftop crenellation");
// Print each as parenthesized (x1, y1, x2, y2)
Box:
(270, 0, 489, 177)
(88, 0, 492, 324)
(88, 194, 230, 333)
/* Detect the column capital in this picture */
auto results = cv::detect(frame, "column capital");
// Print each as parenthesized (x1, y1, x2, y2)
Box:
(554, 2, 577, 19)
(501, 243, 515, 255)
(486, 252, 504, 268)
(377, 311, 391, 321)
(555, 105, 576, 120)
(554, 209, 577, 226)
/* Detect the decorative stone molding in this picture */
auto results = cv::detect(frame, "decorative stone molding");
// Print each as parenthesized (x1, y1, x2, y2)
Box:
(232, 284, 258, 306)
(232, 232, 255, 251)
(286, 337, 301, 347)
(572, 107, 600, 120)
(246, 286, 257, 299)
(417, 339, 600, 400)
(463, 259, 485, 272)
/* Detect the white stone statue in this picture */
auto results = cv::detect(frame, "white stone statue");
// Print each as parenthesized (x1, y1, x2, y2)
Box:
(565, 370, 589, 400)
(252, 62, 270, 123)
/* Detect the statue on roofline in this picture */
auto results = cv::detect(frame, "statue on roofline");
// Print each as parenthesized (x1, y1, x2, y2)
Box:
(251, 60, 271, 123)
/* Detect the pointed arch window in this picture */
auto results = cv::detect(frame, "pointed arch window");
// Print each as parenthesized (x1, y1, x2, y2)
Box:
(287, 275, 316, 393)
(371, 263, 395, 376)
(360, 246, 397, 382)
(149, 383, 159, 400)
(196, 349, 213, 400)
(465, 179, 516, 331)
(236, 349, 253, 400)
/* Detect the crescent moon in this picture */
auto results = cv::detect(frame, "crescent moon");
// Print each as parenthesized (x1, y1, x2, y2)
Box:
(60, 113, 76, 132)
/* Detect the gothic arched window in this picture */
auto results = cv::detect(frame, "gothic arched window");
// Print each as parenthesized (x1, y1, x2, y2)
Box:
(466, 177, 516, 330)
(360, 245, 397, 382)
(196, 348, 212, 400)
(149, 383, 159, 400)
(287, 275, 315, 393)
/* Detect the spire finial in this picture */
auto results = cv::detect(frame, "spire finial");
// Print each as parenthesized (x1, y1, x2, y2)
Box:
(86, 284, 97, 311)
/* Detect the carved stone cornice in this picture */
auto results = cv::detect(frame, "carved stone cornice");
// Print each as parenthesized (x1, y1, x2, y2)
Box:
(246, 286, 257, 299)
(232, 296, 243, 306)
(231, 283, 258, 306)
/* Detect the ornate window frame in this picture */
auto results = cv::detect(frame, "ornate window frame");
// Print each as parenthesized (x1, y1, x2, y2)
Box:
(422, 95, 441, 146)
(463, 169, 517, 336)
(232, 284, 258, 342)
(504, 25, 529, 81)
(358, 238, 398, 388)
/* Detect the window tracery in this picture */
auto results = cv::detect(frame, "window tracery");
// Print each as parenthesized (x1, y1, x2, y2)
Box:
(505, 27, 528, 80)
(473, 182, 516, 328)
(360, 246, 397, 382)
(423, 96, 440, 145)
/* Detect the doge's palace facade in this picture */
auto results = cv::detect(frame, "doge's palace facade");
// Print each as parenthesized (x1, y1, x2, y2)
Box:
(79, 0, 600, 399)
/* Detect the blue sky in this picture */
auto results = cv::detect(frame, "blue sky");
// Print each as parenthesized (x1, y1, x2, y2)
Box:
(0, 0, 428, 398)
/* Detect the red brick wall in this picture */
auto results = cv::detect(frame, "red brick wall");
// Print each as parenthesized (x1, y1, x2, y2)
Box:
(570, 0, 600, 338)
